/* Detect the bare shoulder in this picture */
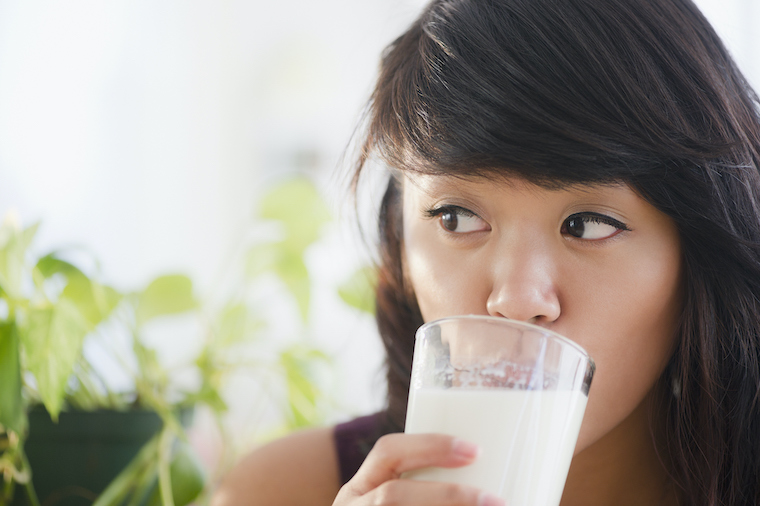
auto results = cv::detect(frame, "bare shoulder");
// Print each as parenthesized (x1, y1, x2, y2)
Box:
(212, 425, 340, 506)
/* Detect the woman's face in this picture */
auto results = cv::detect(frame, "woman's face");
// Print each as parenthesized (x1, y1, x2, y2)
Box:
(401, 173, 683, 452)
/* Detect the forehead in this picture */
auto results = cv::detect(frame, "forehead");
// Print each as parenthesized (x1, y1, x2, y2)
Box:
(401, 172, 630, 200)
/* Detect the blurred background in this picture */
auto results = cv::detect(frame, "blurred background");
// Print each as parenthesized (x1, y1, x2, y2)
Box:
(0, 0, 758, 493)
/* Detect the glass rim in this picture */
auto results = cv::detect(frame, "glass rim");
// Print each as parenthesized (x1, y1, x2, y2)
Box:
(416, 314, 594, 363)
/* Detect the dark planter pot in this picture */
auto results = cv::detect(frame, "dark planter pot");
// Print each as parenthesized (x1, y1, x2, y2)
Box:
(12, 408, 166, 506)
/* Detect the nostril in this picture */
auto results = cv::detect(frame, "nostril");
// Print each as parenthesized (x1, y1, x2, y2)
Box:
(486, 285, 561, 323)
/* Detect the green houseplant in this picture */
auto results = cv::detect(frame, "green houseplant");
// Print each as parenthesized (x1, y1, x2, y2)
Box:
(0, 177, 373, 506)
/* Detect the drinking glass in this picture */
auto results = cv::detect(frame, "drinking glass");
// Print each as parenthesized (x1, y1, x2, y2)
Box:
(404, 315, 594, 506)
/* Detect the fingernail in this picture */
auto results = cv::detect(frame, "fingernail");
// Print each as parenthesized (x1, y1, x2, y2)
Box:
(478, 492, 506, 506)
(451, 438, 480, 460)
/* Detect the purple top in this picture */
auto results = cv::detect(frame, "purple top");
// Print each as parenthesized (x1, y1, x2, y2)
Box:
(333, 412, 385, 485)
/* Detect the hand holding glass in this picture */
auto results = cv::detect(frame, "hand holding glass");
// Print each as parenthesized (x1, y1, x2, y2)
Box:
(404, 316, 595, 506)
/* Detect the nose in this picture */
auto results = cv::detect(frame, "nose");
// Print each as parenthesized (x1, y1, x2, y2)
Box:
(485, 242, 561, 324)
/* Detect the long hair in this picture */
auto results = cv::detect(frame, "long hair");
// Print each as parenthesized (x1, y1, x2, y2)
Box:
(352, 0, 760, 504)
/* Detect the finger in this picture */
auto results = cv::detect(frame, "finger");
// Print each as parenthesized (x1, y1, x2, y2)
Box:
(349, 433, 480, 495)
(339, 478, 505, 506)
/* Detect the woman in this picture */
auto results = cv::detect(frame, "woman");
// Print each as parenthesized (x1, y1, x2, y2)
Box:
(214, 0, 760, 504)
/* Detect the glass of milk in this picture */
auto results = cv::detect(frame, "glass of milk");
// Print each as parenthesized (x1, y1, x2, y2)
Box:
(403, 315, 594, 506)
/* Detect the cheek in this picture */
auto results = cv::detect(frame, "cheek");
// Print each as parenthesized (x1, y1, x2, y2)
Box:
(571, 241, 682, 451)
(403, 227, 486, 321)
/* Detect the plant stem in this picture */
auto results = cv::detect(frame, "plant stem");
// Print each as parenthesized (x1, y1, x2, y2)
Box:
(3, 477, 14, 505)
(158, 428, 175, 506)
(93, 435, 159, 506)
(20, 451, 41, 506)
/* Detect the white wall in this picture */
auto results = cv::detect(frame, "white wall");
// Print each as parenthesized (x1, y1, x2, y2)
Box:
(694, 0, 760, 91)
(0, 0, 421, 291)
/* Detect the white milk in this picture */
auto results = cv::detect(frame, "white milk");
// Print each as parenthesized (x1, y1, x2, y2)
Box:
(404, 389, 587, 506)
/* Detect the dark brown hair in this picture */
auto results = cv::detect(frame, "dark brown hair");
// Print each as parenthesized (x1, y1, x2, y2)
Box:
(353, 0, 760, 504)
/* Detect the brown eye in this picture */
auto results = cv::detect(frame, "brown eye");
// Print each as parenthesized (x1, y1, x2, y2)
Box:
(565, 217, 585, 238)
(441, 209, 458, 231)
(426, 205, 489, 234)
(561, 213, 629, 240)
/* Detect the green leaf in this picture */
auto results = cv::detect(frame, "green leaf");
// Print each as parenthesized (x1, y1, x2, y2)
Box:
(20, 222, 40, 252)
(0, 323, 25, 433)
(61, 275, 98, 324)
(244, 243, 280, 279)
(0, 222, 37, 300)
(182, 381, 227, 413)
(279, 344, 331, 429)
(338, 266, 377, 315)
(63, 277, 122, 328)
(22, 299, 90, 421)
(274, 251, 310, 322)
(214, 303, 262, 347)
(95, 284, 122, 320)
(259, 178, 331, 253)
(248, 242, 311, 321)
(36, 253, 123, 327)
(136, 275, 197, 326)
(133, 338, 169, 394)
(216, 304, 247, 346)
(35, 253, 84, 279)
(252, 179, 332, 322)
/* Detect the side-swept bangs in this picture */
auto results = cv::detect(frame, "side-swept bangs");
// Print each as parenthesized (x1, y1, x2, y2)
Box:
(357, 0, 756, 190)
